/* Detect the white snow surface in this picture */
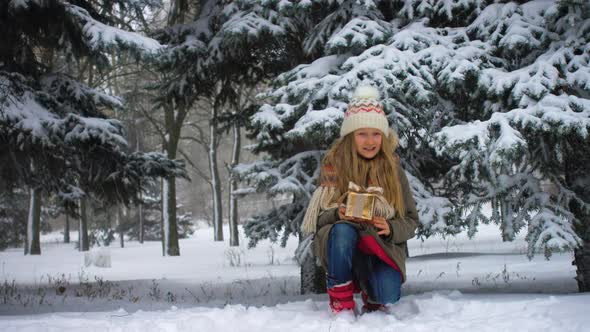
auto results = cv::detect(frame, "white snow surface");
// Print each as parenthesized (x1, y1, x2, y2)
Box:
(0, 223, 586, 331)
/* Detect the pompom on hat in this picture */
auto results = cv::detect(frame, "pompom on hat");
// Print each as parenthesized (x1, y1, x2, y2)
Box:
(340, 85, 390, 138)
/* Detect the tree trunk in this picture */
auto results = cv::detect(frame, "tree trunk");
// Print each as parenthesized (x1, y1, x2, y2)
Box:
(64, 214, 70, 243)
(135, 117, 145, 244)
(79, 198, 89, 252)
(138, 199, 144, 244)
(167, 0, 189, 25)
(162, 176, 180, 255)
(25, 187, 41, 255)
(209, 104, 223, 241)
(500, 198, 514, 241)
(160, 178, 165, 256)
(160, 98, 184, 255)
(573, 206, 590, 292)
(228, 121, 240, 246)
(575, 239, 590, 292)
(117, 206, 124, 248)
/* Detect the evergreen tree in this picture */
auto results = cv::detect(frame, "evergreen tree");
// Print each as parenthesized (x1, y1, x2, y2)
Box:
(0, 0, 186, 254)
(236, 0, 590, 293)
(432, 0, 590, 291)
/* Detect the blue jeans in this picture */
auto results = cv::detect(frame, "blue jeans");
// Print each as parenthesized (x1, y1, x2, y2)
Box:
(327, 223, 402, 305)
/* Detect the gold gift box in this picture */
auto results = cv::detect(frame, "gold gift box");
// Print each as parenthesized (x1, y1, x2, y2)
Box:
(344, 192, 375, 221)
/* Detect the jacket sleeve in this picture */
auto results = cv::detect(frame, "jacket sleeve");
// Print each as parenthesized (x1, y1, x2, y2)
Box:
(316, 207, 339, 230)
(387, 168, 419, 244)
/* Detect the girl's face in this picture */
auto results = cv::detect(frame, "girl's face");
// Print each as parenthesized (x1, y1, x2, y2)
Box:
(353, 128, 383, 159)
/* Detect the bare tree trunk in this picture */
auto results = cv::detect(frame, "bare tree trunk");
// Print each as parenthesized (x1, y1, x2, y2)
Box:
(573, 205, 589, 292)
(159, 99, 184, 256)
(160, 178, 165, 256)
(162, 176, 180, 255)
(64, 214, 70, 243)
(79, 198, 89, 252)
(117, 206, 125, 248)
(228, 121, 240, 246)
(25, 187, 41, 255)
(136, 125, 144, 244)
(209, 103, 223, 241)
(138, 198, 144, 244)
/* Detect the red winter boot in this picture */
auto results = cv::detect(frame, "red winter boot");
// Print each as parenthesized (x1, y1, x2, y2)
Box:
(361, 290, 385, 314)
(327, 281, 356, 313)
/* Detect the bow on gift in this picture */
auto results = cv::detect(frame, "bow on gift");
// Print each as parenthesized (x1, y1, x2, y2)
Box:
(347, 181, 384, 195)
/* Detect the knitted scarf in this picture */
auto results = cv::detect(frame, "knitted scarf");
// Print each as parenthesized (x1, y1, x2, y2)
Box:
(301, 164, 396, 235)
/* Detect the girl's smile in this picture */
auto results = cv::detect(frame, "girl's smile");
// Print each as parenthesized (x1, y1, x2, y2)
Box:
(354, 128, 383, 159)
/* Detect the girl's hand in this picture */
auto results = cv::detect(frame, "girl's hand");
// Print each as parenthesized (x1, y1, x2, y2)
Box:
(372, 216, 391, 236)
(338, 205, 354, 221)
(338, 205, 390, 237)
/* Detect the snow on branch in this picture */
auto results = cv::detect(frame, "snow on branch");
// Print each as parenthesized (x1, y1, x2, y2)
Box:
(527, 207, 581, 258)
(64, 3, 162, 56)
(302, 0, 382, 55)
(0, 71, 128, 149)
(40, 74, 123, 114)
(468, 2, 550, 55)
(0, 72, 58, 145)
(401, 0, 485, 23)
(62, 115, 126, 147)
(478, 60, 561, 107)
(236, 151, 323, 198)
(222, 6, 287, 37)
(405, 172, 455, 236)
(325, 17, 393, 55)
(507, 94, 590, 137)
(286, 107, 343, 139)
(125, 152, 188, 180)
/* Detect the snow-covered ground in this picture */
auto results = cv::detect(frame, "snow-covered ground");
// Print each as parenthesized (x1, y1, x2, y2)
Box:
(0, 223, 587, 331)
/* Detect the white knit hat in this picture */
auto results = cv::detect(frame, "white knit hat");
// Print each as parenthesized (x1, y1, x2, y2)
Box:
(340, 85, 389, 138)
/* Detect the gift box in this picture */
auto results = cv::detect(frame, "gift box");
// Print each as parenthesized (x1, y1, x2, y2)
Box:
(344, 191, 376, 221)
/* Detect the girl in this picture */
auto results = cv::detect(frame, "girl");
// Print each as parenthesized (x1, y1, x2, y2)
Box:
(301, 85, 419, 314)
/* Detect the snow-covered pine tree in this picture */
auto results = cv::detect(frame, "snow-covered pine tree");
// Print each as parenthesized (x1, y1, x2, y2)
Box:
(432, 0, 590, 292)
(237, 0, 590, 293)
(233, 0, 454, 293)
(0, 0, 186, 254)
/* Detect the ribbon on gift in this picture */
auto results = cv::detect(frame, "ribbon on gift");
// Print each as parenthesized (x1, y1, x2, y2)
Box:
(347, 181, 384, 195)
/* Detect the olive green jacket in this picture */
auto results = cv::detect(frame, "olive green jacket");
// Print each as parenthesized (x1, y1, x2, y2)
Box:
(312, 168, 419, 284)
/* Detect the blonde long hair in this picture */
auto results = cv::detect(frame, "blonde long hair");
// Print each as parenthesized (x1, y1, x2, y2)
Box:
(322, 129, 406, 217)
